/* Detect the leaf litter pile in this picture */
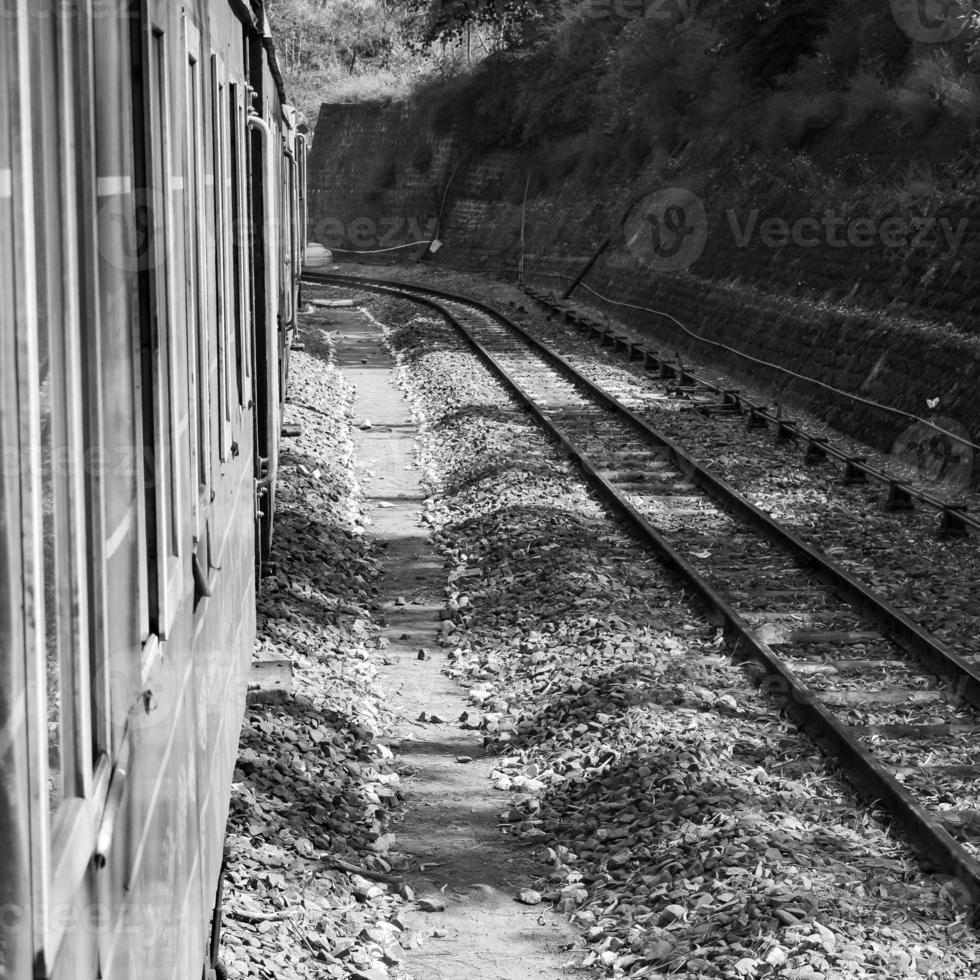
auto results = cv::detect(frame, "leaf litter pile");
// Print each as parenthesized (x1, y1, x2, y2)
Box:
(375, 293, 980, 980)
(220, 306, 409, 980)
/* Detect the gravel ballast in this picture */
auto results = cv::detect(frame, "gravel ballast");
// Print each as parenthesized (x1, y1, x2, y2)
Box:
(221, 310, 409, 980)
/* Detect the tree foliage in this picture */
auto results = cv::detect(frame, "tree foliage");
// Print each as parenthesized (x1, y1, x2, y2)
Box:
(399, 0, 557, 51)
(267, 0, 400, 75)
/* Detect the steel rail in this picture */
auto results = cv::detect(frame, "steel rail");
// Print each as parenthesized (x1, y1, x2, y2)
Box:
(304, 270, 980, 906)
(522, 285, 978, 538)
(305, 271, 980, 701)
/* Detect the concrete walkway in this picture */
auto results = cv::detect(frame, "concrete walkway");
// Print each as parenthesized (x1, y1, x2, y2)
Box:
(335, 310, 581, 980)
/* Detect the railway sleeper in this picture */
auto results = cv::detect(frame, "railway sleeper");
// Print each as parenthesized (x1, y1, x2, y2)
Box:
(939, 506, 970, 539)
(820, 689, 946, 706)
(688, 402, 742, 417)
(886, 481, 916, 512)
(599, 451, 667, 464)
(775, 420, 799, 442)
(762, 628, 883, 645)
(790, 659, 921, 676)
(843, 457, 869, 484)
(614, 481, 682, 494)
(894, 764, 980, 780)
(852, 722, 980, 737)
(597, 467, 673, 482)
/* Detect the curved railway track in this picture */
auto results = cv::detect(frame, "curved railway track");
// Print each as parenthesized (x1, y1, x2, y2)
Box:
(304, 270, 980, 912)
(524, 284, 978, 539)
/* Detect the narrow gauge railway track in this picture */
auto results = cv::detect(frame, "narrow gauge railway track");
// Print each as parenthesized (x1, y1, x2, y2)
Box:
(523, 285, 978, 539)
(305, 271, 980, 911)
(483, 291, 980, 664)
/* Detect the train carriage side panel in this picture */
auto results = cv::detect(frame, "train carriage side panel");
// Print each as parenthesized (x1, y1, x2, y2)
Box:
(104, 1, 256, 978)
(191, 0, 259, 953)
(26, 2, 118, 974)
(87, 2, 206, 978)
(249, 20, 282, 574)
(0, 0, 299, 977)
(1, 4, 39, 977)
(250, 7, 304, 578)
(89, 1, 210, 976)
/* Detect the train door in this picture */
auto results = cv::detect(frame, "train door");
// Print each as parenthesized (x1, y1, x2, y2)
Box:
(247, 45, 279, 574)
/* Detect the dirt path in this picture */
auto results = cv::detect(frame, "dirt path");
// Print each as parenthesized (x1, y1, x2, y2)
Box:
(337, 313, 582, 980)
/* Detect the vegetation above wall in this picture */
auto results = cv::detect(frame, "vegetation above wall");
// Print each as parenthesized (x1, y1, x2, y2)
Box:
(275, 0, 980, 207)
(405, 0, 980, 205)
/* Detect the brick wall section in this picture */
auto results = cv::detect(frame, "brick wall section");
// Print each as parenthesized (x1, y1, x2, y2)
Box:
(309, 102, 980, 458)
(308, 102, 455, 256)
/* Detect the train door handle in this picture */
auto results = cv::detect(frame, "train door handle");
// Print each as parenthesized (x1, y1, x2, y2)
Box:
(94, 740, 131, 869)
(192, 548, 213, 600)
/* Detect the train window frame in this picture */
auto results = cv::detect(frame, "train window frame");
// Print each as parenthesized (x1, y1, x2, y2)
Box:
(183, 20, 211, 540)
(18, 5, 111, 971)
(139, 21, 184, 640)
(211, 53, 232, 463)
(228, 82, 244, 410)
(232, 84, 252, 403)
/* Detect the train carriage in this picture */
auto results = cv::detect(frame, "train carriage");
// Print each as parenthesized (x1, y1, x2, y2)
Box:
(0, 1, 305, 977)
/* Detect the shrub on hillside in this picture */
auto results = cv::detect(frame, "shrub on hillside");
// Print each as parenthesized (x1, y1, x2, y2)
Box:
(715, 0, 839, 87)
(761, 90, 842, 152)
(842, 68, 892, 131)
(425, 56, 525, 148)
(891, 86, 940, 135)
(514, 22, 605, 145)
(909, 51, 980, 126)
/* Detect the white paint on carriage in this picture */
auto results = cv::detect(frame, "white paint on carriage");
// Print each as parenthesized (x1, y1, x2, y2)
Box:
(96, 175, 132, 197)
(105, 503, 136, 559)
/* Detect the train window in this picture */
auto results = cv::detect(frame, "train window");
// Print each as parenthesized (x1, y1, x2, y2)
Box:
(229, 84, 245, 407)
(211, 57, 230, 461)
(185, 43, 210, 502)
(232, 86, 252, 401)
(132, 22, 183, 641)
(30, 0, 89, 820)
(151, 29, 180, 562)
(24, 18, 105, 966)
(38, 301, 68, 817)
